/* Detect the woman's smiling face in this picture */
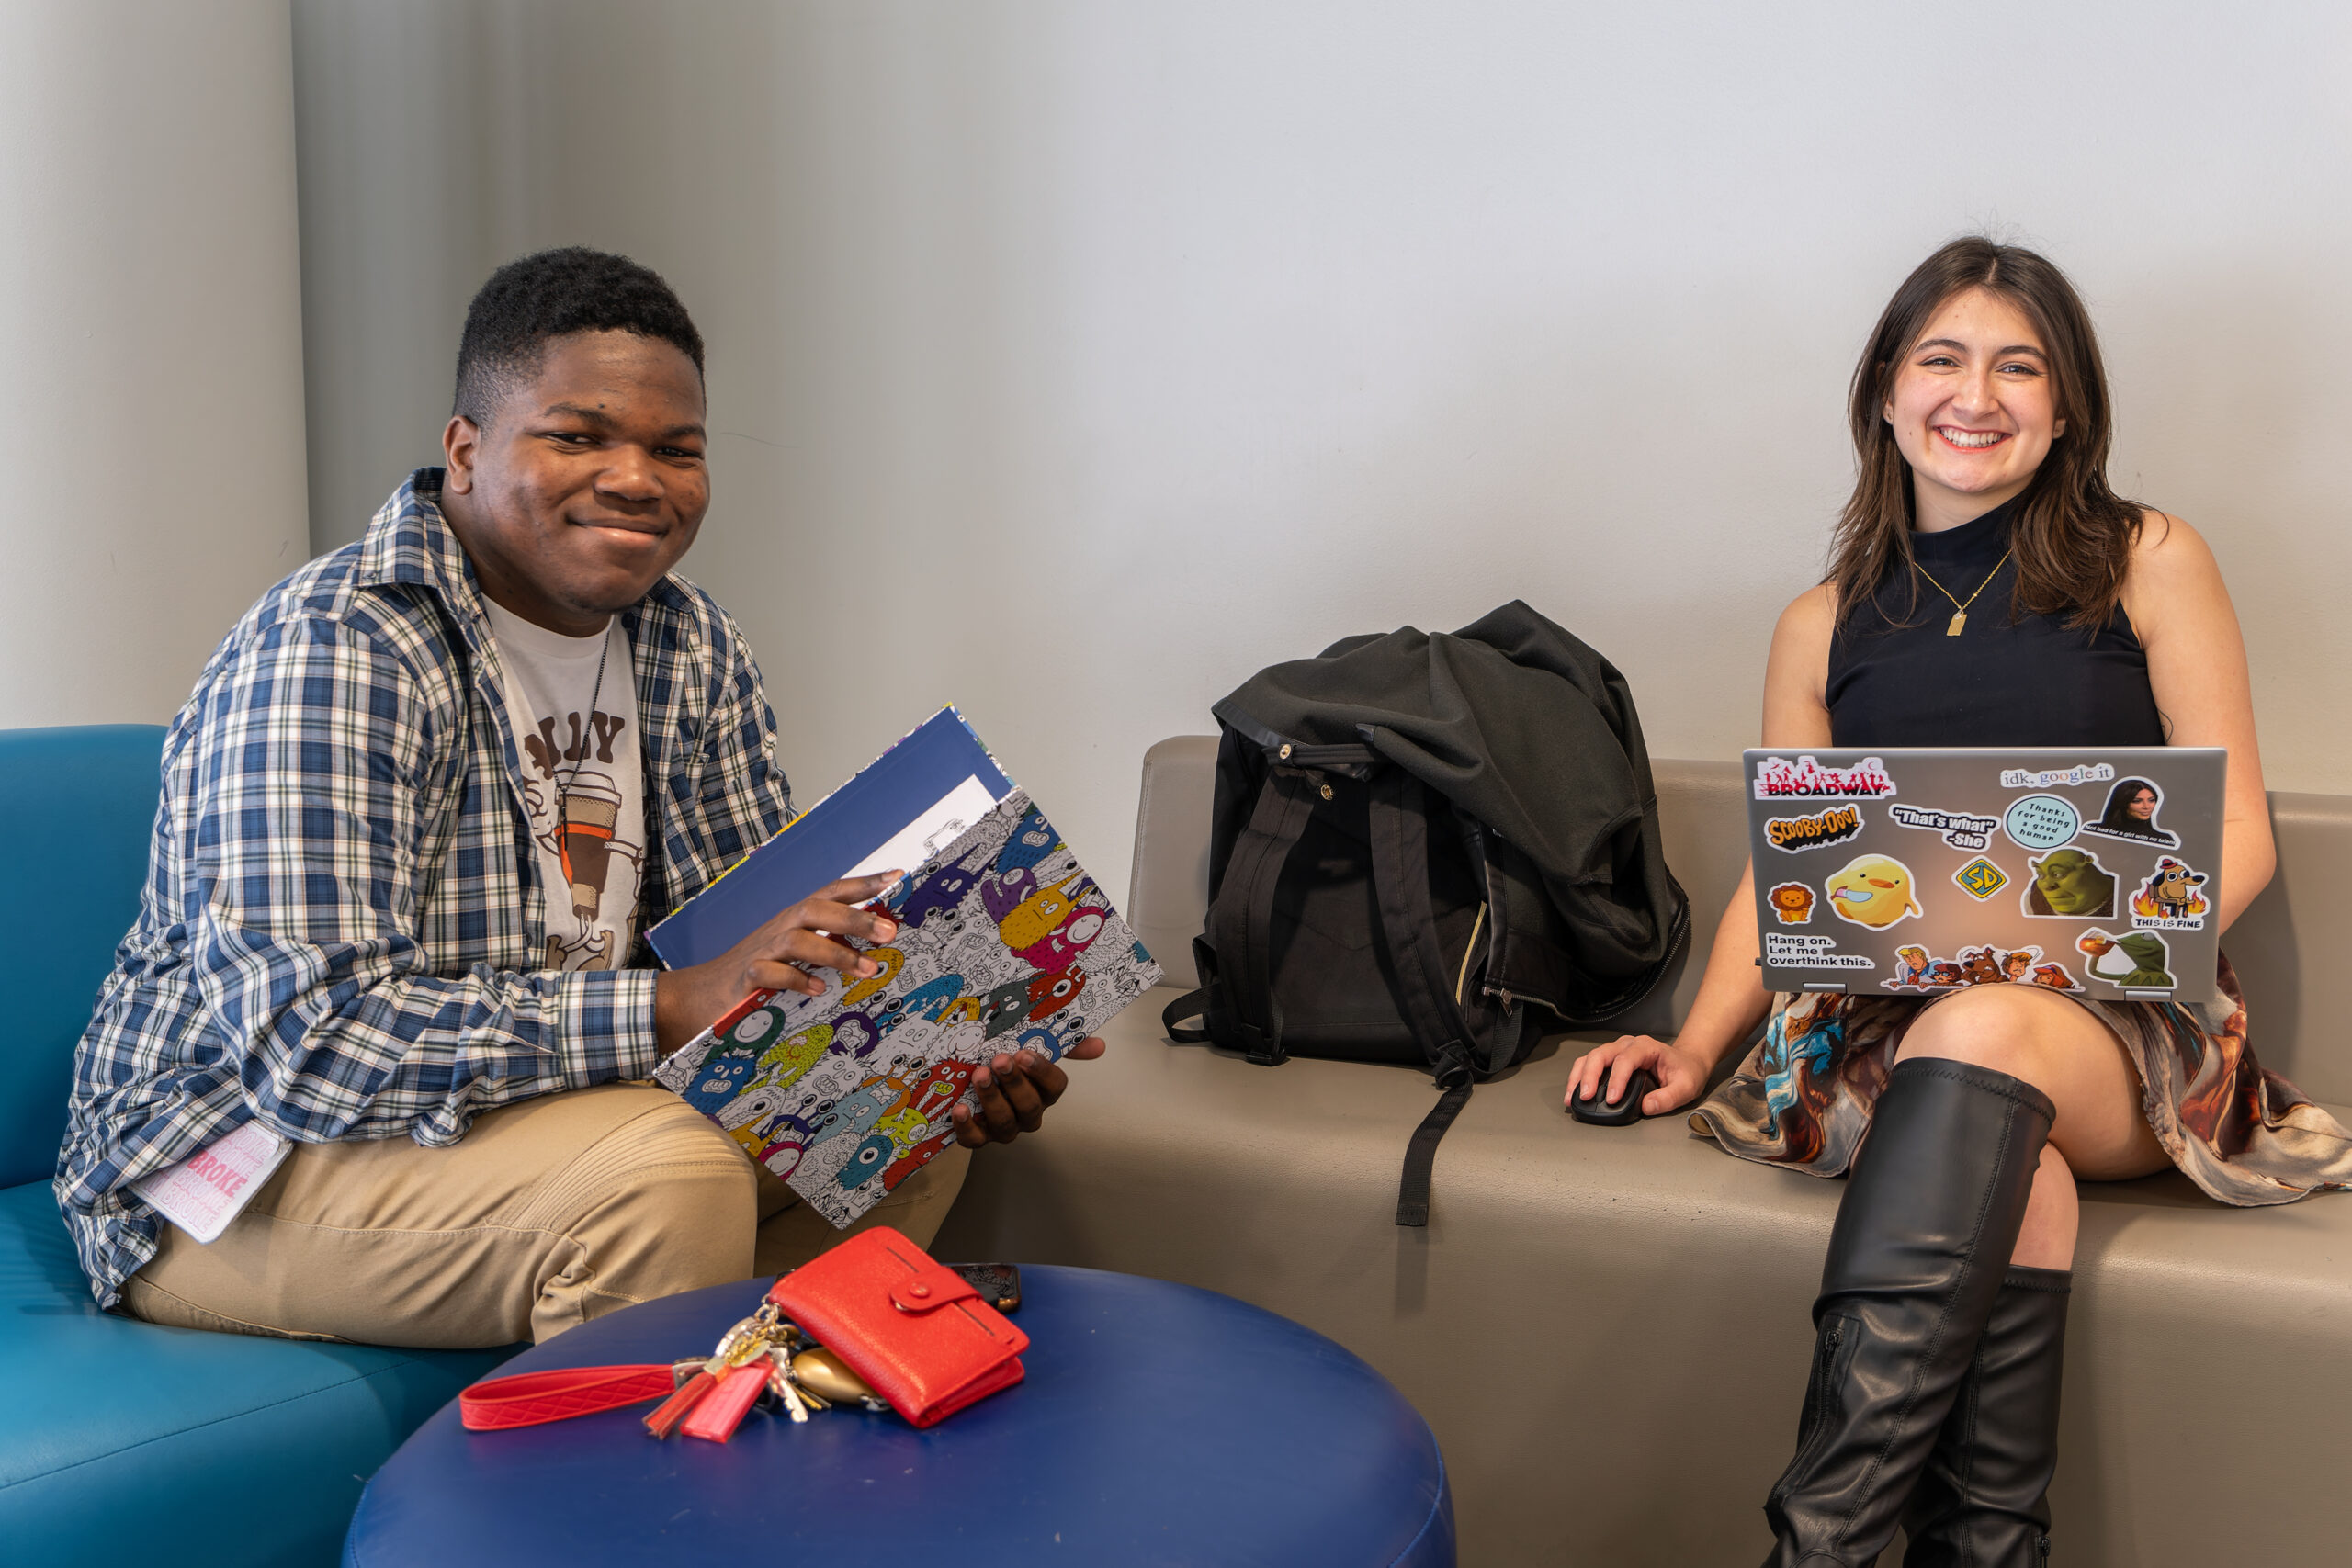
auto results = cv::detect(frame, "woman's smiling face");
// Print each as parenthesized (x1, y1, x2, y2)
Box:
(1883, 287, 2066, 529)
(2128, 788, 2158, 820)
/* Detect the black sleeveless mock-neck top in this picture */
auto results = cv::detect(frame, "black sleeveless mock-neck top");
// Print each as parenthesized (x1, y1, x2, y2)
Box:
(1826, 494, 2164, 747)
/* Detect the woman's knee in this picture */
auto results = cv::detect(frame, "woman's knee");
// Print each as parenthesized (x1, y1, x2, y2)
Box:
(1894, 986, 2068, 1087)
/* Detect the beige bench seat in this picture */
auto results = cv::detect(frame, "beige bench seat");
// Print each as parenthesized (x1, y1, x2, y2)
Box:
(936, 739, 2352, 1566)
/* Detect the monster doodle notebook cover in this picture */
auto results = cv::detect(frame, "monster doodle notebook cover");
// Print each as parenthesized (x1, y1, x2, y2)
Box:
(651, 732, 1161, 1225)
(1741, 747, 2225, 1006)
(646, 705, 1013, 970)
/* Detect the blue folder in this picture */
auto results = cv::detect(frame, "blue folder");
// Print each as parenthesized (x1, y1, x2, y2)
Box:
(646, 706, 1013, 970)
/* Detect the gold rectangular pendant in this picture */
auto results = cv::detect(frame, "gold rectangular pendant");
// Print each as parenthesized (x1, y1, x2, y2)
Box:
(1946, 612, 1966, 637)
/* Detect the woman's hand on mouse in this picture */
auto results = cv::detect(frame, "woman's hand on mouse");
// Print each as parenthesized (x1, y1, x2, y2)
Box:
(1564, 1034, 1708, 1117)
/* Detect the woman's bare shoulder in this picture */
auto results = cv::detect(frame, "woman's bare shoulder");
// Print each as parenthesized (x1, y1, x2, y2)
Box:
(2123, 508, 2226, 602)
(1773, 582, 1838, 648)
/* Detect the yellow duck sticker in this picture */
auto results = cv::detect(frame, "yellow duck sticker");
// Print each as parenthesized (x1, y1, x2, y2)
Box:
(1823, 854, 1922, 930)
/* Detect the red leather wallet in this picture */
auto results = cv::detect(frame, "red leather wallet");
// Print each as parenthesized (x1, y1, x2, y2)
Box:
(768, 1226, 1028, 1428)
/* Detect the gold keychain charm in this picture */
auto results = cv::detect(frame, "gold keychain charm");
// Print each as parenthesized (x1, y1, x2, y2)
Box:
(791, 1347, 887, 1410)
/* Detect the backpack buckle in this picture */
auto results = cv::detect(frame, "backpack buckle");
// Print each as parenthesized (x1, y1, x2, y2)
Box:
(1233, 1021, 1288, 1066)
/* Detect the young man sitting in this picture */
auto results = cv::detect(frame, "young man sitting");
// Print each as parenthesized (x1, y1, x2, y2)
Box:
(56, 248, 1100, 1346)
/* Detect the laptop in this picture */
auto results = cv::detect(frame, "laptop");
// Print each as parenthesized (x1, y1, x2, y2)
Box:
(1742, 747, 2226, 1006)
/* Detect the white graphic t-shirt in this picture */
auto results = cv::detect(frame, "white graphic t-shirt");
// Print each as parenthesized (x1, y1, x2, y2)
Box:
(482, 601, 645, 973)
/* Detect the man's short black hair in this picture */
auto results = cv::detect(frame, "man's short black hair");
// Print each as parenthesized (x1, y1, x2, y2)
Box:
(453, 247, 705, 426)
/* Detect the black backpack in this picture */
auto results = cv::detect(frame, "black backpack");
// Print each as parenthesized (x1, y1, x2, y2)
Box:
(1162, 604, 1688, 1225)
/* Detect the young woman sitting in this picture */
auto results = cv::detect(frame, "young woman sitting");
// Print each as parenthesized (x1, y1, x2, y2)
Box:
(1566, 236, 2352, 1567)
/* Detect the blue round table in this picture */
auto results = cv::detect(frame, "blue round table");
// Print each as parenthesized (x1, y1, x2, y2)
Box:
(344, 1265, 1453, 1567)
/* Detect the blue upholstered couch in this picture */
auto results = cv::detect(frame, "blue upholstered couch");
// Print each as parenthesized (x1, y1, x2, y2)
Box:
(0, 726, 515, 1566)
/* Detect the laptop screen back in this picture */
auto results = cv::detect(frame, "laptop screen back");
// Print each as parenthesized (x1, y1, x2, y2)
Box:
(1742, 747, 2226, 1006)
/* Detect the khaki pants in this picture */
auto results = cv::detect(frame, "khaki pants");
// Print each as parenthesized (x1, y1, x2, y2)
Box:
(120, 1083, 971, 1347)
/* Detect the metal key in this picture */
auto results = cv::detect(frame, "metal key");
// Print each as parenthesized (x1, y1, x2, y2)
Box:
(763, 1346, 815, 1423)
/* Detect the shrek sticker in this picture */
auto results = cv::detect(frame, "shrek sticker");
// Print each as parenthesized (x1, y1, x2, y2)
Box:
(2023, 848, 2118, 919)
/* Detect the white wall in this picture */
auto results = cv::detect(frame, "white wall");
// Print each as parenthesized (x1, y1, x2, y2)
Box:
(0, 1, 309, 729)
(292, 1, 2352, 901)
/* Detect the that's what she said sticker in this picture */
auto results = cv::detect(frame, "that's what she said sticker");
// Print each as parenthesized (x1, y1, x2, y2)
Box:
(1887, 804, 1998, 852)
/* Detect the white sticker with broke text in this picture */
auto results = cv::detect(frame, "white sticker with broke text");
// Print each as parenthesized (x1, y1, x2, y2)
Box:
(131, 1119, 291, 1244)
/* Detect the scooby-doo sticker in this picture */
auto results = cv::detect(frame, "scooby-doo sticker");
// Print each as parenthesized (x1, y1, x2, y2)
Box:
(2078, 778, 2181, 850)
(1951, 857, 2009, 900)
(1765, 803, 1865, 853)
(2077, 929, 2176, 990)
(2022, 847, 2117, 919)
(1766, 883, 1816, 924)
(1883, 942, 2084, 994)
(1887, 804, 1999, 852)
(1822, 854, 1921, 930)
(2130, 857, 2210, 931)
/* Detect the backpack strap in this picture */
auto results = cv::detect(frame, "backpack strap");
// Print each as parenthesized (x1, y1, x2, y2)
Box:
(1365, 769, 1476, 1077)
(1204, 765, 1325, 1065)
(1396, 1084, 1474, 1228)
(1365, 769, 1480, 1226)
(1161, 957, 1213, 1043)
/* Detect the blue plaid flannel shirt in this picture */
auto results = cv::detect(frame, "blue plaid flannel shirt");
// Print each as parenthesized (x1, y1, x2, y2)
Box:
(56, 469, 794, 1308)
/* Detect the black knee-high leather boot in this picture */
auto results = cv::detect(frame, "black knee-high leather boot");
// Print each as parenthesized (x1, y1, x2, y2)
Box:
(1901, 1266, 2070, 1566)
(1760, 1056, 2055, 1568)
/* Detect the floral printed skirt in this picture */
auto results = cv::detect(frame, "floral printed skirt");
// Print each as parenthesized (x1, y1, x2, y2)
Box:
(1689, 955, 2352, 1206)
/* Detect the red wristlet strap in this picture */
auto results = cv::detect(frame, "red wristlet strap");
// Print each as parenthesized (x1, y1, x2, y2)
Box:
(459, 1364, 678, 1431)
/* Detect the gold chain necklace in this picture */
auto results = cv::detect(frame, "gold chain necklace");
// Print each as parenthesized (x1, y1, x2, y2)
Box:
(1913, 547, 2013, 637)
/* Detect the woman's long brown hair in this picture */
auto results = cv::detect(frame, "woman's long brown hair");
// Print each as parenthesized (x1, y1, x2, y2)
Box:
(1828, 238, 2146, 631)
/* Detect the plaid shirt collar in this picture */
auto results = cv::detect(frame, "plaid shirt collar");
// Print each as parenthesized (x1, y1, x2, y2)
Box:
(361, 468, 712, 917)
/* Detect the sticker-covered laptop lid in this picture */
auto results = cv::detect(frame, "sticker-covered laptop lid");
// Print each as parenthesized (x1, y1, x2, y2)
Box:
(1743, 748, 2226, 1006)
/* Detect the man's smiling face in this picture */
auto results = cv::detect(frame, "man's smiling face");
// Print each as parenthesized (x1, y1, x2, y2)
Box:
(439, 329, 708, 635)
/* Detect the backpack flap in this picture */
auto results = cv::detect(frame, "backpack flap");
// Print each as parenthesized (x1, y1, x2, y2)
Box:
(1169, 730, 1418, 1066)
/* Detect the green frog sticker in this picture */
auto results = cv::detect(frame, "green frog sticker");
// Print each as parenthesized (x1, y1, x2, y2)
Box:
(2077, 930, 2175, 990)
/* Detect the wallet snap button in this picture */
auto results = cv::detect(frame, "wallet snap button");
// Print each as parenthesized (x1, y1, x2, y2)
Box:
(910, 1282, 932, 1298)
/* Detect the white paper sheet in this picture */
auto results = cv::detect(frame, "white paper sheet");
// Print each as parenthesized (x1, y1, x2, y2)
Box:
(842, 774, 1003, 880)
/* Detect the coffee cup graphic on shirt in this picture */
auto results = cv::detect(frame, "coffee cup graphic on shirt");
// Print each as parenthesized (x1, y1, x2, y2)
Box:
(559, 776, 625, 923)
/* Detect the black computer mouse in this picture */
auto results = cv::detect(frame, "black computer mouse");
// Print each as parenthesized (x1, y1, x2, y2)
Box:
(1568, 1066, 1658, 1127)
